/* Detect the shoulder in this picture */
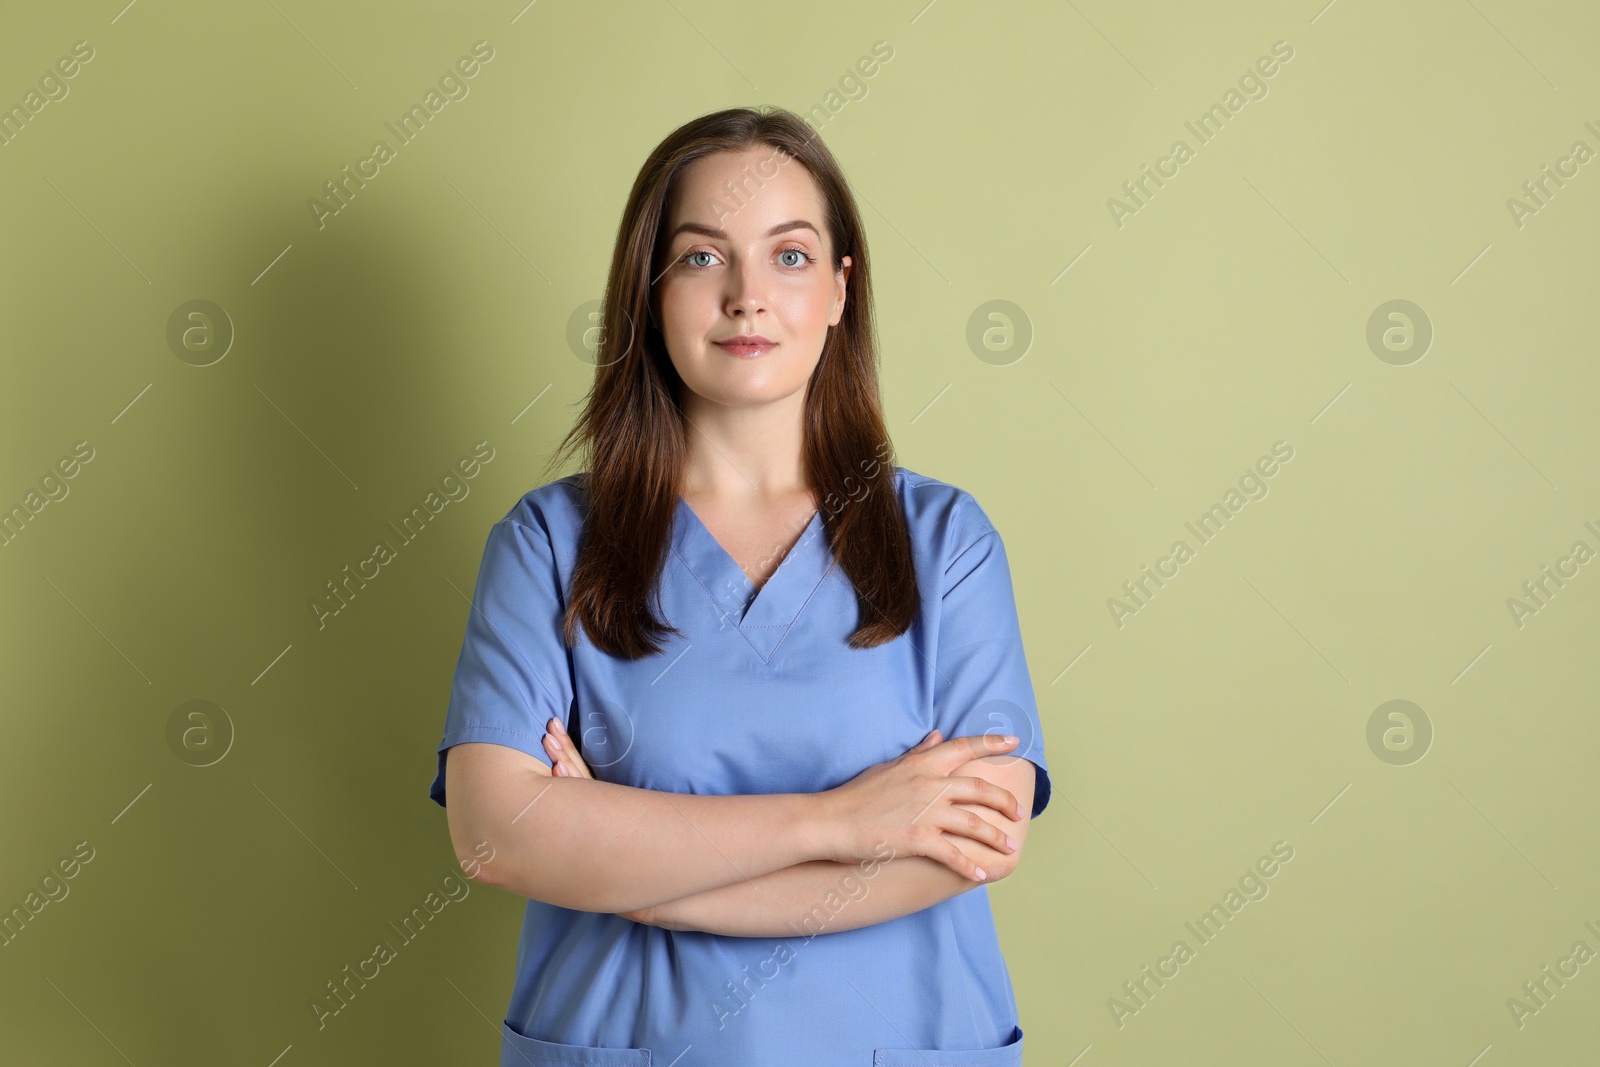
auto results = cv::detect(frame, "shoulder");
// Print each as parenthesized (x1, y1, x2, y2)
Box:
(497, 473, 588, 534)
(893, 465, 999, 558)
(482, 475, 589, 575)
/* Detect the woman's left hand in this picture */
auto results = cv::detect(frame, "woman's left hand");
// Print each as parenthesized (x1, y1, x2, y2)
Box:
(542, 716, 657, 926)
(541, 715, 595, 779)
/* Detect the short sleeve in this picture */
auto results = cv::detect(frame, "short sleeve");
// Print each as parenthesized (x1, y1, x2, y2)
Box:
(931, 505, 1052, 819)
(428, 516, 573, 808)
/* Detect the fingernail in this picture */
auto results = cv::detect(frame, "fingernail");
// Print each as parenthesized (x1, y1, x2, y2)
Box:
(973, 867, 987, 882)
(1003, 735, 1019, 745)
(1005, 835, 1019, 851)
(554, 718, 568, 733)
(548, 734, 562, 750)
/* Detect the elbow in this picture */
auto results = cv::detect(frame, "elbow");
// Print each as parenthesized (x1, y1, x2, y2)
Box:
(445, 807, 511, 890)
(449, 829, 615, 911)
(487, 875, 627, 914)
(449, 828, 538, 899)
(446, 811, 549, 900)
(453, 835, 501, 887)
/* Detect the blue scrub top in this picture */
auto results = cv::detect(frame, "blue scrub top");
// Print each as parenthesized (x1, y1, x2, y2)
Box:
(430, 465, 1052, 1067)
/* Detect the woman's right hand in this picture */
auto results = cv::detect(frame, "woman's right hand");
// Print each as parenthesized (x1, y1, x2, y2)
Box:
(817, 730, 1024, 882)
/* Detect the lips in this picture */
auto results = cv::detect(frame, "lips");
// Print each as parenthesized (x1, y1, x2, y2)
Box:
(713, 336, 778, 358)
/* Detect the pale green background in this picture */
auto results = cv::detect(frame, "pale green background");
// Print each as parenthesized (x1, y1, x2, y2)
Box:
(2, 0, 1597, 1064)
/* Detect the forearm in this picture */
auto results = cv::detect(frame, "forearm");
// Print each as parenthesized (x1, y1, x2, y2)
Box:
(458, 764, 830, 914)
(635, 757, 1033, 937)
(646, 836, 1016, 938)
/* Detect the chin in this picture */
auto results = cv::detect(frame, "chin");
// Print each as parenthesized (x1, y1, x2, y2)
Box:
(699, 377, 808, 407)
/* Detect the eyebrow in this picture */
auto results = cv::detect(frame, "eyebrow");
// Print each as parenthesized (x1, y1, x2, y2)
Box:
(667, 219, 820, 243)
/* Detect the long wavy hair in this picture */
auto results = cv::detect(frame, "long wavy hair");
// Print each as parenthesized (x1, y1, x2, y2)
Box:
(544, 105, 917, 658)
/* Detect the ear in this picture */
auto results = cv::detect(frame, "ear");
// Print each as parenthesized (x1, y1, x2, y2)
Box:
(830, 255, 852, 325)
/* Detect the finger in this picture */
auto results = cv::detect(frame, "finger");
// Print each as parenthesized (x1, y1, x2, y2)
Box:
(906, 823, 986, 882)
(950, 774, 1024, 823)
(548, 719, 595, 779)
(933, 732, 1018, 769)
(554, 735, 595, 780)
(542, 732, 574, 777)
(937, 826, 1016, 883)
(934, 803, 1019, 855)
(943, 838, 987, 882)
(907, 729, 941, 755)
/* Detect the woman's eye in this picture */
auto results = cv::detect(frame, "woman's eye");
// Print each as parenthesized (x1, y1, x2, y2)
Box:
(678, 247, 816, 271)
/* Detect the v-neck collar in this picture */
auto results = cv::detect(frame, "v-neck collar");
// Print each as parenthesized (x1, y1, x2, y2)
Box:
(670, 498, 836, 659)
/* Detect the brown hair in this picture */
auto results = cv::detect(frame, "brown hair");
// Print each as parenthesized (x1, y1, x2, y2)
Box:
(545, 105, 917, 658)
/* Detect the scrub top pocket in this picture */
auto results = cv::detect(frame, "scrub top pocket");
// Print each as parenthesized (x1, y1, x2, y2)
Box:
(872, 1024, 1024, 1066)
(500, 1018, 651, 1067)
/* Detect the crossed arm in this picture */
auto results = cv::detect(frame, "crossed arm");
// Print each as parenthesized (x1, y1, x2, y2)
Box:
(533, 718, 1037, 938)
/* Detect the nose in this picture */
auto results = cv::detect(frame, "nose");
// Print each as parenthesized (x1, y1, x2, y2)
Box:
(723, 254, 768, 318)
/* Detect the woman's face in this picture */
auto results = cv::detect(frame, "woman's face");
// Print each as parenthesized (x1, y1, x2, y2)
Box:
(653, 146, 851, 412)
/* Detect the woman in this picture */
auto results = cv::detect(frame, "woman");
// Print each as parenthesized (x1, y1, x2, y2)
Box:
(429, 106, 1052, 1066)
